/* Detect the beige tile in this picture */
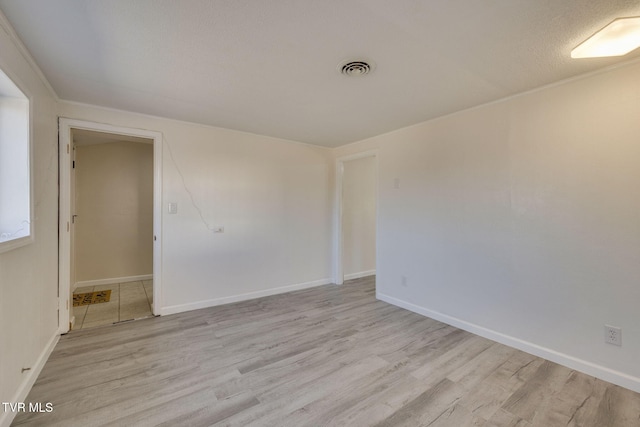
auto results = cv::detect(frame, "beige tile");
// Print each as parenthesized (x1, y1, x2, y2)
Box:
(73, 286, 114, 330)
(72, 304, 88, 330)
(120, 280, 143, 289)
(120, 300, 152, 321)
(86, 292, 119, 308)
(119, 290, 145, 305)
(118, 295, 143, 306)
(120, 289, 146, 305)
(143, 284, 153, 305)
(120, 280, 143, 287)
(72, 303, 88, 316)
(119, 282, 152, 320)
(94, 284, 117, 292)
(123, 288, 146, 300)
(83, 296, 119, 327)
(84, 306, 119, 323)
(121, 297, 146, 309)
(71, 280, 155, 329)
(92, 288, 119, 306)
(119, 309, 151, 322)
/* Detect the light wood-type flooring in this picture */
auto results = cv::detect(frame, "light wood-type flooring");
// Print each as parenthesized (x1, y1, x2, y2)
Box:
(13, 276, 640, 426)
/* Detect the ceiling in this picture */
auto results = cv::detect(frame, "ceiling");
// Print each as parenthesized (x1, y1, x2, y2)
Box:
(1, 1, 640, 147)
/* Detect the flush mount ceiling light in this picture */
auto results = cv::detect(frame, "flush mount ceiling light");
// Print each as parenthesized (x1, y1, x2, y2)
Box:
(338, 59, 375, 76)
(571, 17, 640, 58)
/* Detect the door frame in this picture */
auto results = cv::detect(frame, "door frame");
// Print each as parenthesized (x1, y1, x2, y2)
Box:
(333, 150, 378, 285)
(58, 118, 163, 333)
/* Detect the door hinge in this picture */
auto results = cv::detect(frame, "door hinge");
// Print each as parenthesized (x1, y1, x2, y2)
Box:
(67, 144, 69, 154)
(67, 221, 70, 232)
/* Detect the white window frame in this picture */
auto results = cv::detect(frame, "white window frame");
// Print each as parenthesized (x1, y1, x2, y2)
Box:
(0, 67, 33, 254)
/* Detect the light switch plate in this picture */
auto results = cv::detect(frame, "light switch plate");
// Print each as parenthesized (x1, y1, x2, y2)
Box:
(168, 202, 178, 214)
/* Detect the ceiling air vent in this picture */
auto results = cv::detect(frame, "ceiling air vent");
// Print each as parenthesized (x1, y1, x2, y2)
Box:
(339, 60, 374, 76)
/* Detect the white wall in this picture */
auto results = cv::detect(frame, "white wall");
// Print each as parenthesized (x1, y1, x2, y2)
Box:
(0, 12, 59, 427)
(58, 101, 334, 314)
(342, 156, 376, 279)
(74, 141, 153, 283)
(336, 60, 640, 392)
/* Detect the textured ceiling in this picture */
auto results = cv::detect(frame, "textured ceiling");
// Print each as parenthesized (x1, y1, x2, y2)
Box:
(2, 0, 640, 147)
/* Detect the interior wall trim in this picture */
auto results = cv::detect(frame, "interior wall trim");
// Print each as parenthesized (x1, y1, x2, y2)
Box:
(162, 278, 333, 316)
(343, 270, 376, 281)
(377, 292, 640, 394)
(0, 8, 59, 100)
(0, 333, 59, 427)
(73, 274, 153, 291)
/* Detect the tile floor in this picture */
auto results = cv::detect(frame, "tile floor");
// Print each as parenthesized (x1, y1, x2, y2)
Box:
(72, 280, 153, 330)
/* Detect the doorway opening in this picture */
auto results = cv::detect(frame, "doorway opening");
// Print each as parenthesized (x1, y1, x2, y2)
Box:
(334, 151, 377, 286)
(59, 119, 163, 333)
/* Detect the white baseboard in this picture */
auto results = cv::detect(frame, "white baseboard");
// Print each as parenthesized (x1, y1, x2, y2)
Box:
(0, 332, 59, 427)
(74, 274, 153, 291)
(162, 278, 333, 316)
(376, 292, 640, 394)
(344, 270, 376, 280)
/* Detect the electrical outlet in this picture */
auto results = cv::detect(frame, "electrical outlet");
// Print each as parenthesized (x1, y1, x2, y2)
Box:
(604, 325, 622, 346)
(401, 275, 408, 287)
